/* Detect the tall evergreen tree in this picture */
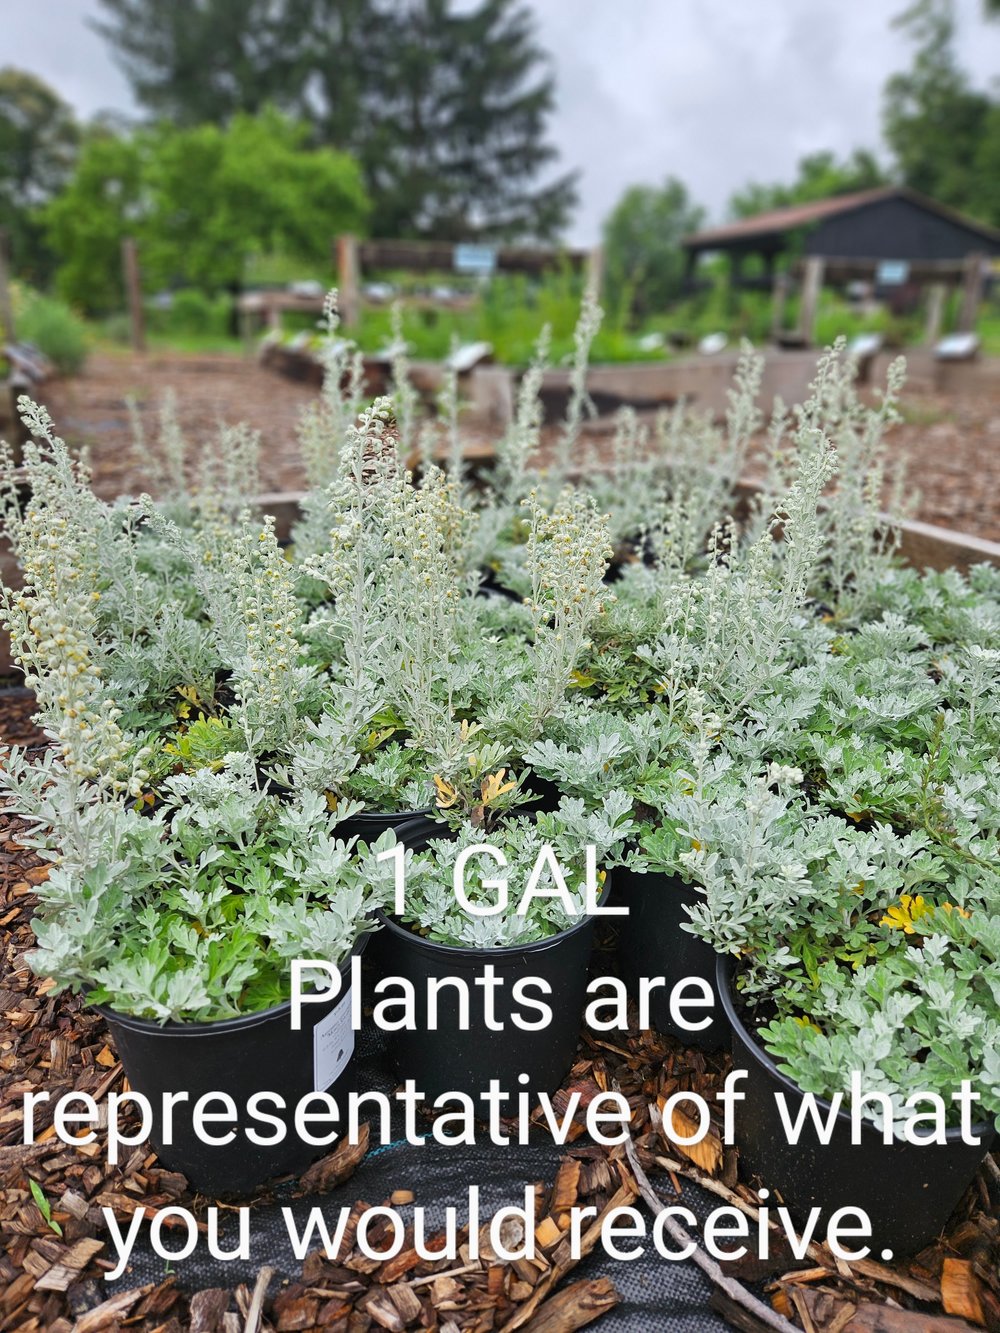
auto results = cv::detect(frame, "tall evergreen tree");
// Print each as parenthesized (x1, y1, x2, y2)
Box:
(356, 0, 577, 239)
(92, 0, 577, 240)
(90, 1, 301, 125)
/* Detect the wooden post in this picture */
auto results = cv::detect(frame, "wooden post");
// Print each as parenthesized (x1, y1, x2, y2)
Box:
(957, 252, 985, 334)
(336, 234, 361, 327)
(770, 270, 788, 341)
(797, 256, 825, 347)
(585, 245, 604, 302)
(121, 236, 145, 353)
(266, 294, 283, 334)
(0, 227, 14, 343)
(924, 282, 948, 346)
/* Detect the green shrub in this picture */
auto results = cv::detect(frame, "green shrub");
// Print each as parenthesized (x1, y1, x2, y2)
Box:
(146, 288, 230, 340)
(16, 294, 89, 375)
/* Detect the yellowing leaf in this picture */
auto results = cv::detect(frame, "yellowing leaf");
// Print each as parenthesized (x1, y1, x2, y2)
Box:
(481, 769, 516, 805)
(433, 775, 459, 809)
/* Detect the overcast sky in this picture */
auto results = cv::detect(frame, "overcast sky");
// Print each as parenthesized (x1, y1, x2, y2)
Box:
(5, 0, 1000, 242)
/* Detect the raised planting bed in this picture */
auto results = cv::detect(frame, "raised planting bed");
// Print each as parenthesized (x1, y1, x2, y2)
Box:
(2, 326, 999, 1331)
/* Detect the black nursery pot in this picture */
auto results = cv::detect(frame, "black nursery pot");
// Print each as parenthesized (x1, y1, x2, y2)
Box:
(718, 957, 996, 1256)
(97, 943, 365, 1198)
(335, 806, 435, 844)
(616, 867, 727, 1050)
(371, 816, 603, 1101)
(476, 567, 523, 602)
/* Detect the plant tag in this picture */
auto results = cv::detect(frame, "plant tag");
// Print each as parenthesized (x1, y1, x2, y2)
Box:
(313, 986, 355, 1091)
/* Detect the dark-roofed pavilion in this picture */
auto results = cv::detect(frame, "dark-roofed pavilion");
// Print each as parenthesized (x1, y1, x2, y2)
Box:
(682, 186, 1000, 346)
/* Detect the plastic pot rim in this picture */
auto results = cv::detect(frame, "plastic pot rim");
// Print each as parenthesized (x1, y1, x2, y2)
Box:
(341, 805, 435, 826)
(381, 813, 611, 962)
(716, 954, 996, 1142)
(92, 935, 367, 1039)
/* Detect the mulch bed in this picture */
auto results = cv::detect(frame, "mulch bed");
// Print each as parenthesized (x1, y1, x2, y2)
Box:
(31, 351, 1000, 542)
(2, 693, 999, 1332)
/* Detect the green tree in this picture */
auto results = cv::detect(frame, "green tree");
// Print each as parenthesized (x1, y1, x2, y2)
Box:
(883, 0, 991, 214)
(729, 149, 886, 220)
(90, 1, 301, 125)
(92, 0, 577, 239)
(602, 178, 704, 323)
(0, 68, 80, 283)
(45, 130, 145, 315)
(355, 0, 577, 239)
(46, 110, 369, 315)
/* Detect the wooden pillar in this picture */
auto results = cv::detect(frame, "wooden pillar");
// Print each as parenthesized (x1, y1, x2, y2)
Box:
(957, 252, 985, 334)
(923, 282, 948, 346)
(770, 270, 789, 341)
(266, 295, 284, 334)
(336, 234, 361, 328)
(585, 244, 604, 302)
(0, 227, 14, 343)
(798, 255, 825, 346)
(121, 237, 145, 353)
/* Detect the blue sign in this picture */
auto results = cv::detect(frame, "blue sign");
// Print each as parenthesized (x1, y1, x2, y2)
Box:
(454, 244, 497, 275)
(876, 260, 910, 286)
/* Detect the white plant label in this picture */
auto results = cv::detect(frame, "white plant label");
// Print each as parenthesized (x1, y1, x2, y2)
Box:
(313, 986, 355, 1092)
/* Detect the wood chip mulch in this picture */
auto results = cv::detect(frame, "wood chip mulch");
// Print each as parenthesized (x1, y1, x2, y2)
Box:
(1, 690, 999, 1332)
(32, 350, 1000, 542)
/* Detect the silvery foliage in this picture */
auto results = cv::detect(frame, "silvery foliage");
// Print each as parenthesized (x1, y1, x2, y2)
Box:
(143, 504, 317, 762)
(2, 395, 278, 732)
(290, 292, 368, 595)
(523, 700, 682, 804)
(492, 323, 551, 508)
(390, 791, 636, 948)
(636, 566, 1000, 1120)
(550, 289, 603, 492)
(1, 748, 391, 1022)
(761, 928, 1000, 1130)
(302, 397, 398, 681)
(634, 397, 836, 725)
(615, 343, 763, 562)
(755, 339, 910, 613)
(126, 384, 262, 522)
(378, 462, 477, 766)
(1, 403, 152, 793)
(517, 486, 614, 739)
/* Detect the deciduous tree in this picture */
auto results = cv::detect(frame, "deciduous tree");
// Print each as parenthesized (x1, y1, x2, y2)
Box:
(0, 68, 79, 282)
(46, 110, 369, 314)
(729, 150, 886, 221)
(92, 0, 576, 239)
(602, 178, 704, 322)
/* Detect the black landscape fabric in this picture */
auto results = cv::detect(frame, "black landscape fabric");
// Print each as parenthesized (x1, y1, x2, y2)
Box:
(93, 1021, 732, 1332)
